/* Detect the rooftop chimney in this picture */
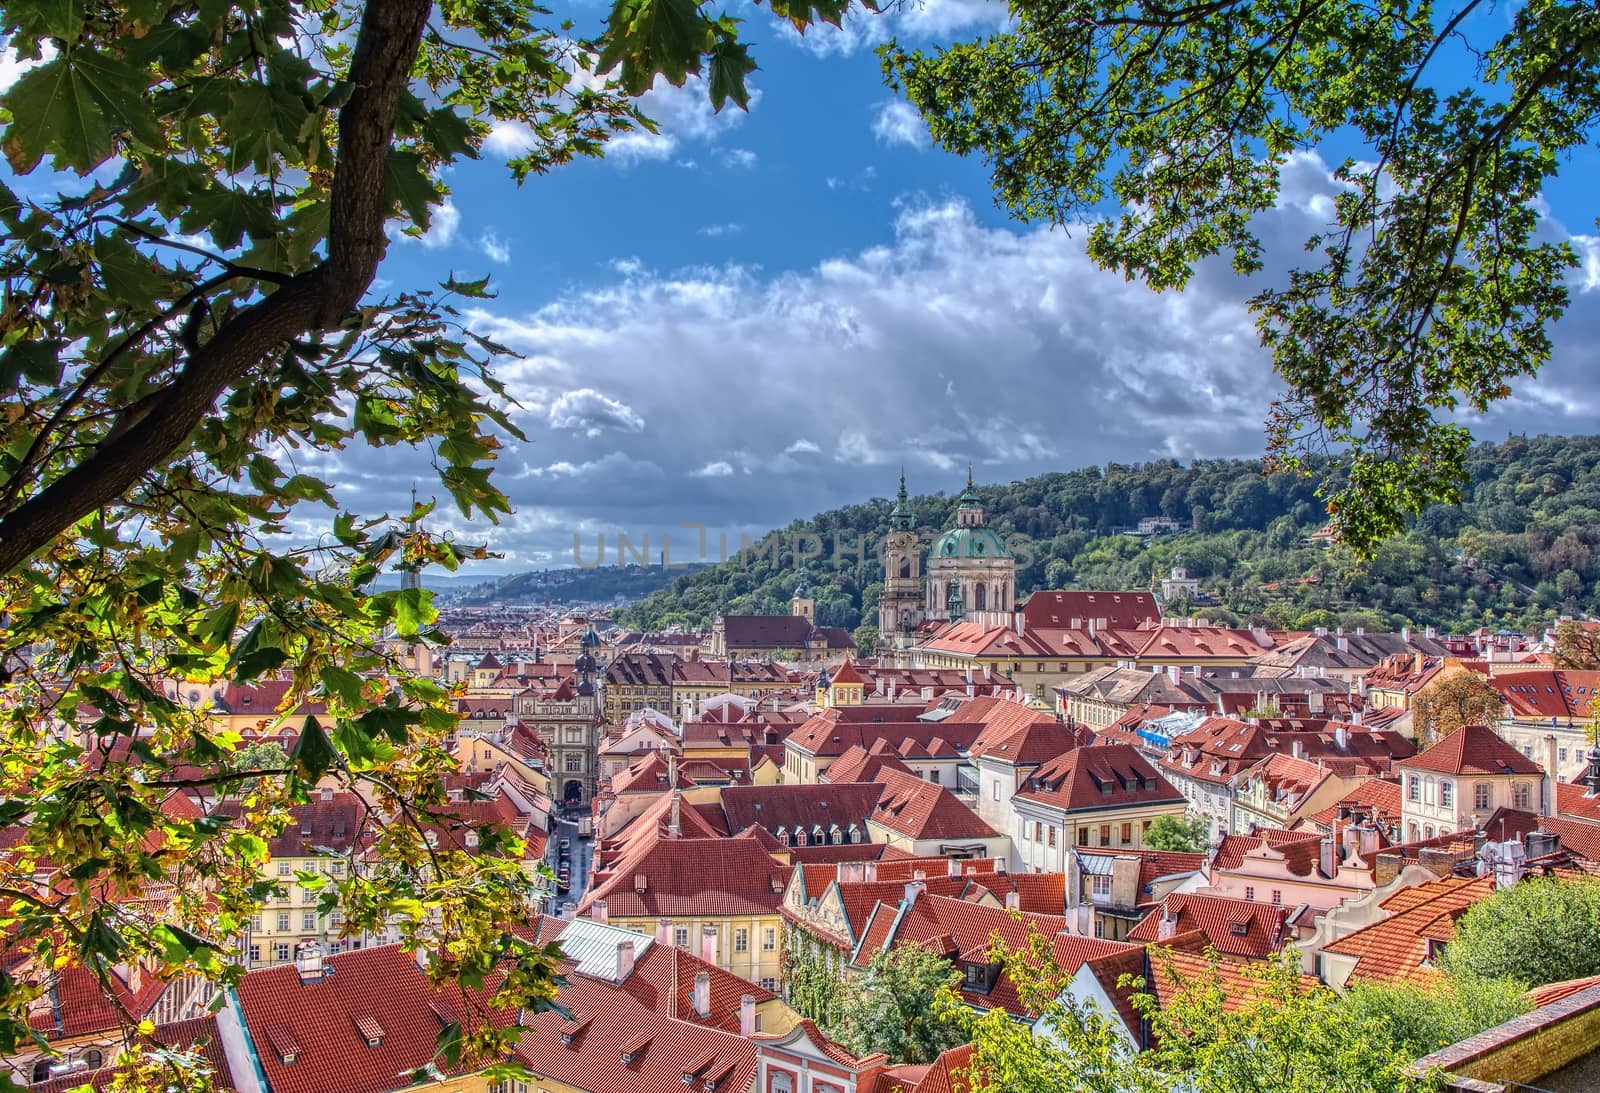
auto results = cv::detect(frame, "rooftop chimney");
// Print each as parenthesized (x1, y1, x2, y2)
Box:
(1157, 907, 1177, 941)
(693, 971, 712, 1017)
(657, 918, 672, 947)
(295, 942, 326, 984)
(739, 994, 756, 1038)
(616, 939, 635, 981)
(1005, 890, 1020, 912)
(904, 880, 926, 907)
(862, 861, 878, 882)
(993, 856, 1007, 875)
(701, 925, 718, 966)
(947, 858, 962, 878)
(592, 899, 609, 925)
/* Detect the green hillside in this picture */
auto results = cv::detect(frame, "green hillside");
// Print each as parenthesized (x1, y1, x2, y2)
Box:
(613, 436, 1600, 636)
(450, 563, 713, 606)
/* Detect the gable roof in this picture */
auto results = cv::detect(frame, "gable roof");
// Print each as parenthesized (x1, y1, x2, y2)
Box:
(1127, 894, 1291, 959)
(870, 769, 998, 841)
(581, 835, 790, 918)
(721, 782, 885, 838)
(1321, 875, 1494, 986)
(1401, 724, 1543, 777)
(1016, 745, 1185, 813)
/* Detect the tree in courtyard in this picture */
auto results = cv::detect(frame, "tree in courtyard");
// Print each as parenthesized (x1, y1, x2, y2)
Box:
(828, 943, 967, 1064)
(1412, 671, 1505, 745)
(1552, 620, 1600, 670)
(0, 0, 858, 1082)
(1340, 975, 1530, 1060)
(884, 0, 1600, 553)
(1144, 813, 1210, 853)
(1442, 875, 1600, 987)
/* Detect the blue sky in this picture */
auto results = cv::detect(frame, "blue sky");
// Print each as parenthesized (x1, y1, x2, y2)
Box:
(5, 2, 1598, 572)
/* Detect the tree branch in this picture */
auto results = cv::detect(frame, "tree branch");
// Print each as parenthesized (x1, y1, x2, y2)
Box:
(0, 0, 435, 577)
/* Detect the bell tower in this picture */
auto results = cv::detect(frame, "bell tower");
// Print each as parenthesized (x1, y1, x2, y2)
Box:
(879, 471, 924, 656)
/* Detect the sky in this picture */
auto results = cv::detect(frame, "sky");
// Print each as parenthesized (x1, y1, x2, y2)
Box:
(5, 1, 1598, 573)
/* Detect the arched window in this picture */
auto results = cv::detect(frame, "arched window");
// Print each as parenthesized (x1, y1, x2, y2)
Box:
(776, 828, 789, 846)
(1424, 825, 1434, 840)
(1408, 822, 1419, 842)
(83, 1050, 103, 1071)
(899, 557, 911, 579)
(32, 1059, 52, 1083)
(974, 584, 987, 612)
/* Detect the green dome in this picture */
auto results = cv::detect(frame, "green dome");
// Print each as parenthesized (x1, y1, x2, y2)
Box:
(931, 526, 1011, 559)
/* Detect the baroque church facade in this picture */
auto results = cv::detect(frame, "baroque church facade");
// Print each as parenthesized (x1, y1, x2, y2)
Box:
(878, 470, 1016, 659)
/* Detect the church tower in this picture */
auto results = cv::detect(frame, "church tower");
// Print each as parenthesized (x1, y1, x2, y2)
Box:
(791, 572, 815, 623)
(926, 467, 1016, 626)
(879, 471, 924, 653)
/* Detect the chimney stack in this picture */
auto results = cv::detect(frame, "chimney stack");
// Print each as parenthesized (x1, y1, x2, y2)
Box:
(592, 899, 609, 925)
(947, 858, 962, 878)
(904, 880, 926, 907)
(1157, 908, 1177, 941)
(700, 925, 718, 966)
(616, 939, 635, 981)
(862, 861, 878, 882)
(657, 918, 672, 947)
(739, 994, 756, 1038)
(993, 856, 1008, 875)
(1005, 890, 1020, 912)
(1319, 837, 1337, 879)
(693, 971, 712, 1017)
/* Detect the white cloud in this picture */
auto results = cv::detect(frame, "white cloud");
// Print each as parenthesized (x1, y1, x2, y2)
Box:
(723, 148, 759, 169)
(871, 100, 929, 149)
(699, 223, 743, 237)
(0, 41, 54, 93)
(418, 202, 460, 249)
(453, 154, 1598, 560)
(546, 389, 646, 437)
(776, 0, 1009, 57)
(487, 75, 757, 168)
(480, 231, 512, 264)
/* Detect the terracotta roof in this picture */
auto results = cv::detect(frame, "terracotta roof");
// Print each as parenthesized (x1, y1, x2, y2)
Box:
(1144, 938, 1321, 1014)
(870, 769, 998, 841)
(1016, 745, 1185, 813)
(27, 1015, 237, 1093)
(964, 697, 1092, 766)
(623, 943, 778, 1033)
(581, 835, 790, 918)
(1019, 590, 1160, 632)
(1210, 829, 1322, 872)
(1558, 781, 1600, 824)
(830, 660, 865, 685)
(1529, 974, 1600, 1008)
(1127, 894, 1291, 959)
(1302, 778, 1403, 833)
(721, 782, 884, 840)
(1401, 724, 1542, 776)
(824, 744, 916, 784)
(786, 711, 983, 760)
(1491, 670, 1600, 721)
(1321, 875, 1494, 986)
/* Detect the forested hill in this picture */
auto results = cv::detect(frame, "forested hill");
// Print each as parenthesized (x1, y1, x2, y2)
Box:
(613, 436, 1600, 637)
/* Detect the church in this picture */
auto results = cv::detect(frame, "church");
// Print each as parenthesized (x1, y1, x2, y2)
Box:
(878, 469, 1017, 659)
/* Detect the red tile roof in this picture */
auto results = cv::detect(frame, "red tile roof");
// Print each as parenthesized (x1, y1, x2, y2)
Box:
(824, 744, 917, 784)
(581, 835, 790, 918)
(1400, 724, 1542, 777)
(1491, 670, 1600, 721)
(1019, 590, 1160, 632)
(721, 782, 884, 840)
(786, 710, 983, 759)
(870, 769, 998, 841)
(1321, 875, 1494, 986)
(1558, 781, 1600, 824)
(1127, 894, 1291, 959)
(1016, 744, 1185, 813)
(1529, 974, 1600, 1008)
(1210, 829, 1323, 871)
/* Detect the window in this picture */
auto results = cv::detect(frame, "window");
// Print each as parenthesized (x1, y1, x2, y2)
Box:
(1475, 783, 1491, 810)
(251, 915, 263, 932)
(760, 977, 778, 992)
(1512, 782, 1533, 809)
(564, 755, 583, 773)
(1047, 825, 1057, 848)
(330, 913, 343, 927)
(275, 943, 291, 962)
(734, 929, 749, 953)
(1093, 917, 1105, 938)
(277, 912, 290, 932)
(1099, 824, 1111, 845)
(1440, 781, 1454, 808)
(249, 944, 261, 962)
(277, 861, 292, 876)
(331, 861, 344, 876)
(81, 1050, 102, 1072)
(1078, 827, 1089, 846)
(763, 928, 777, 951)
(302, 912, 317, 931)
(1121, 822, 1132, 845)
(1271, 890, 1282, 905)
(991, 782, 1000, 801)
(1561, 747, 1570, 764)
(1407, 776, 1419, 802)
(1244, 886, 1255, 901)
(674, 927, 690, 947)
(1091, 875, 1112, 900)
(1424, 825, 1434, 839)
(32, 1060, 51, 1083)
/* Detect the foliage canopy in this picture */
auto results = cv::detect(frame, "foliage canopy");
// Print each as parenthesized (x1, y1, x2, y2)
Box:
(883, 0, 1599, 554)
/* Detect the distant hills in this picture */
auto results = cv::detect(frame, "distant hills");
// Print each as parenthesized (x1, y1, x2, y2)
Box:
(611, 435, 1600, 636)
(446, 563, 714, 607)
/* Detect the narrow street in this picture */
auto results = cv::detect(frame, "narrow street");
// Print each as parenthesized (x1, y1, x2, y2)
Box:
(545, 814, 594, 916)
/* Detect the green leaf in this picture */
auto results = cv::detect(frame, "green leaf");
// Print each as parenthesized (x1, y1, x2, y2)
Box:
(0, 339, 64, 390)
(319, 666, 365, 707)
(0, 49, 161, 174)
(385, 150, 438, 229)
(290, 715, 337, 781)
(707, 37, 757, 112)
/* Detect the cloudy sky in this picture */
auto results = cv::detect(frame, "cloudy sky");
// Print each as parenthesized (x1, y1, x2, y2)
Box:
(7, 3, 1598, 572)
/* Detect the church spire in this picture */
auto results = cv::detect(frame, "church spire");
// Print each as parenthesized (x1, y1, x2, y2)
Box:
(890, 469, 916, 530)
(398, 485, 422, 593)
